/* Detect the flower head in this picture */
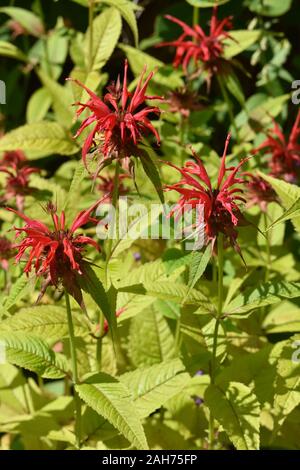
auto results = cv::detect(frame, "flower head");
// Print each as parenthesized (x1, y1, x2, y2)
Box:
(69, 61, 162, 176)
(165, 135, 248, 254)
(0, 150, 40, 211)
(245, 173, 277, 212)
(0, 236, 14, 271)
(97, 172, 129, 202)
(158, 7, 233, 88)
(255, 111, 300, 183)
(8, 200, 103, 306)
(166, 86, 204, 118)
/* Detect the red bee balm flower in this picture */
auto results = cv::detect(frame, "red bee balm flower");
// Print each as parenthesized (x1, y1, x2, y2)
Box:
(69, 61, 162, 175)
(97, 172, 129, 203)
(256, 111, 300, 183)
(165, 135, 248, 254)
(159, 7, 233, 87)
(0, 150, 40, 211)
(245, 174, 277, 212)
(8, 200, 102, 306)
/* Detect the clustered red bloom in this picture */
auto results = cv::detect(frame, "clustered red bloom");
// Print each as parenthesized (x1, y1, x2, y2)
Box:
(165, 135, 248, 254)
(256, 111, 300, 184)
(245, 173, 277, 212)
(159, 7, 233, 88)
(0, 236, 14, 271)
(8, 200, 102, 306)
(70, 61, 162, 175)
(97, 172, 129, 202)
(166, 86, 204, 118)
(0, 150, 40, 210)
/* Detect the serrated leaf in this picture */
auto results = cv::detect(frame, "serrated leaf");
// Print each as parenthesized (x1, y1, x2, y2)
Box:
(139, 150, 164, 204)
(0, 331, 69, 379)
(120, 359, 189, 418)
(2, 274, 32, 314)
(101, 0, 140, 46)
(76, 372, 148, 449)
(129, 309, 175, 367)
(0, 122, 79, 157)
(78, 263, 115, 337)
(0, 306, 89, 343)
(226, 281, 300, 316)
(205, 382, 260, 450)
(259, 173, 300, 232)
(186, 244, 212, 299)
(85, 7, 122, 71)
(119, 280, 212, 313)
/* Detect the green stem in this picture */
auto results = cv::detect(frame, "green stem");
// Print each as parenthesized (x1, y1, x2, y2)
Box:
(209, 234, 224, 449)
(65, 291, 81, 449)
(193, 6, 199, 27)
(88, 0, 95, 71)
(96, 312, 105, 371)
(264, 212, 271, 282)
(217, 75, 239, 141)
(174, 314, 182, 355)
(105, 161, 120, 287)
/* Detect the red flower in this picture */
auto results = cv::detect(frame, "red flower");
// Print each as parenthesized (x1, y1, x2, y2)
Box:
(0, 150, 40, 211)
(165, 135, 248, 254)
(97, 172, 129, 202)
(8, 200, 103, 306)
(158, 7, 233, 87)
(256, 111, 300, 183)
(69, 61, 162, 175)
(0, 236, 14, 271)
(245, 173, 277, 212)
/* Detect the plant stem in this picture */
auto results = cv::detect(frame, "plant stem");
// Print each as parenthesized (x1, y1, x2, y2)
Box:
(217, 75, 239, 141)
(174, 313, 182, 355)
(65, 291, 81, 449)
(264, 212, 271, 282)
(209, 233, 224, 449)
(193, 6, 199, 27)
(88, 0, 95, 72)
(105, 161, 120, 286)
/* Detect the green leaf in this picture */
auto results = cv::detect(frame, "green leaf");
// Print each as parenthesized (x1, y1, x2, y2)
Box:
(76, 372, 148, 449)
(273, 339, 300, 429)
(101, 0, 140, 46)
(223, 70, 245, 106)
(37, 70, 74, 128)
(120, 359, 189, 418)
(0, 306, 89, 343)
(0, 122, 79, 157)
(0, 40, 27, 61)
(186, 244, 212, 298)
(129, 309, 175, 367)
(139, 150, 164, 204)
(26, 87, 52, 124)
(2, 274, 32, 314)
(205, 382, 260, 450)
(119, 280, 212, 312)
(186, 0, 230, 6)
(0, 7, 44, 37)
(259, 173, 300, 232)
(226, 281, 300, 316)
(247, 0, 292, 17)
(0, 331, 69, 379)
(223, 30, 261, 58)
(84, 7, 122, 71)
(119, 44, 183, 89)
(78, 263, 115, 336)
